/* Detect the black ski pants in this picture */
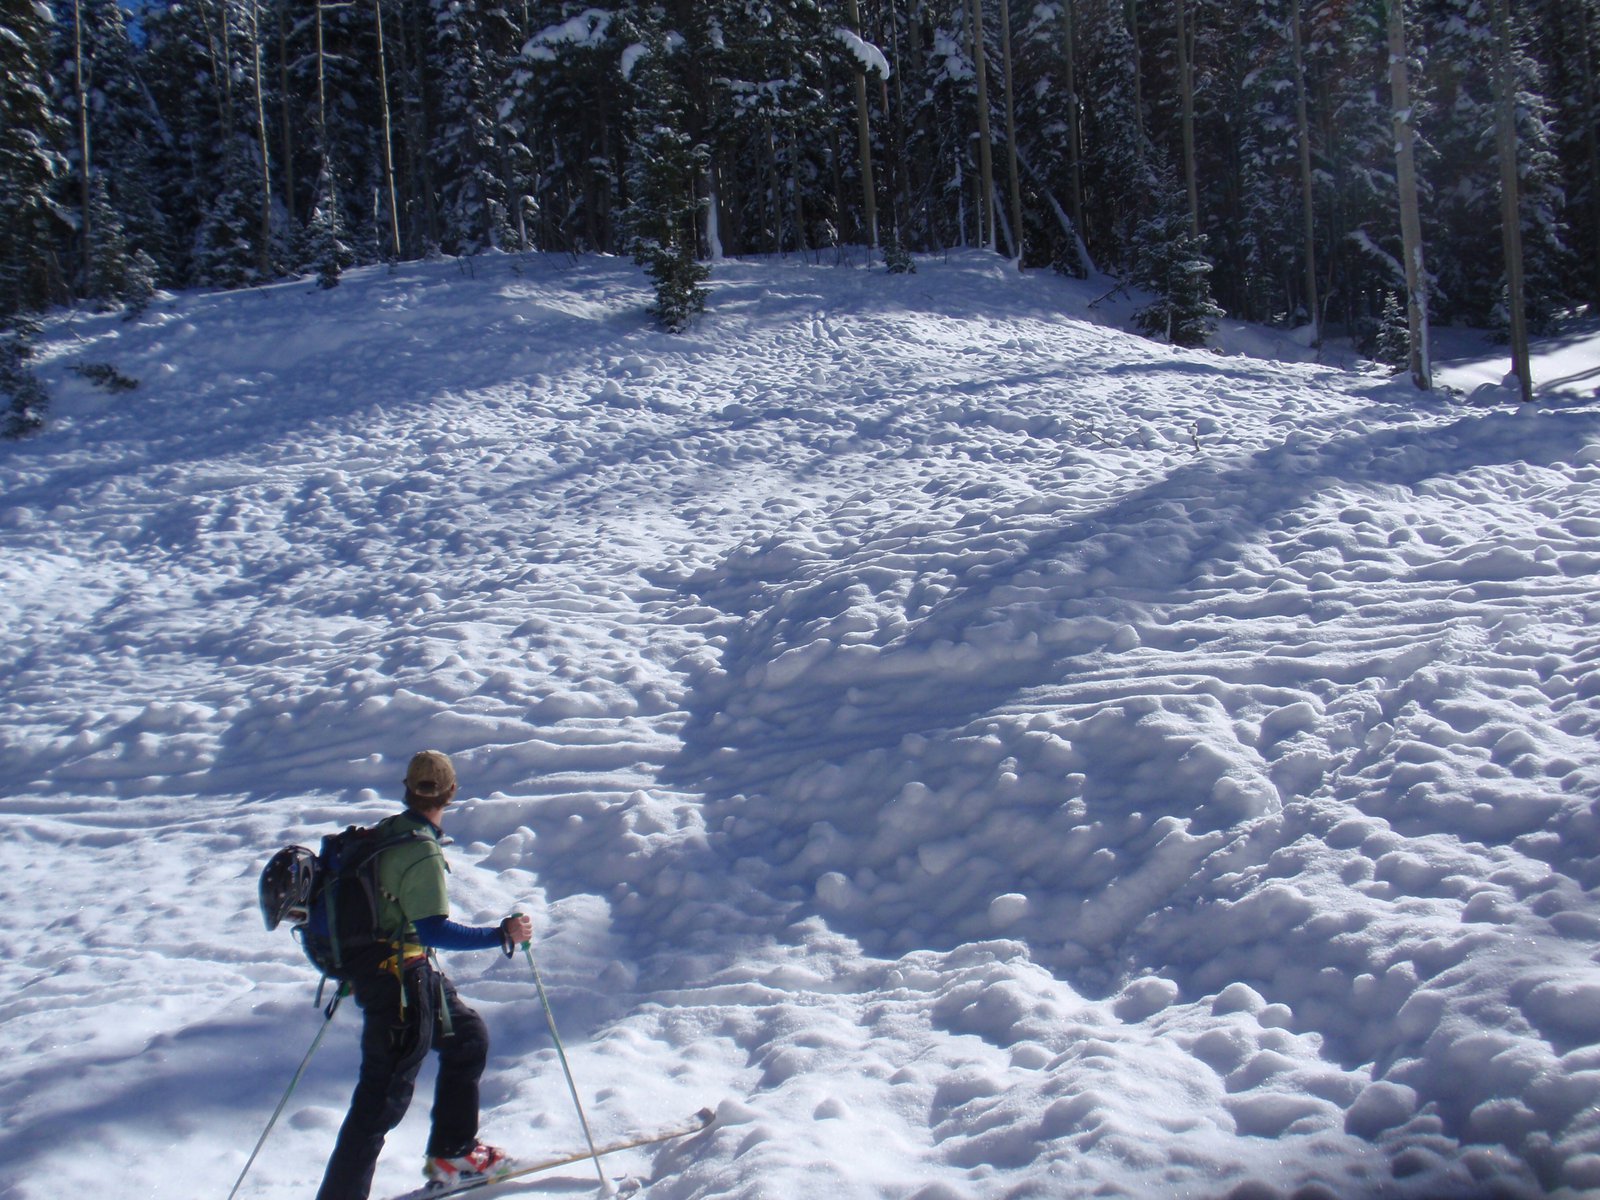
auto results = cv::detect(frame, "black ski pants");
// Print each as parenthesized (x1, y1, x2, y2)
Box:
(314, 959, 489, 1200)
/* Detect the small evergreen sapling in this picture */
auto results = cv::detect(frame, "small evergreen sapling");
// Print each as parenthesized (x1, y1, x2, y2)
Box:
(85, 176, 157, 315)
(884, 236, 915, 274)
(1052, 234, 1088, 281)
(624, 31, 710, 333)
(303, 163, 354, 290)
(1374, 291, 1410, 373)
(193, 143, 267, 289)
(1131, 202, 1224, 348)
(69, 361, 139, 392)
(1, 319, 48, 439)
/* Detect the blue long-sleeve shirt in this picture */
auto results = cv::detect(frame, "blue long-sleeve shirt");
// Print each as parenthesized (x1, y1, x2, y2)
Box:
(413, 913, 505, 952)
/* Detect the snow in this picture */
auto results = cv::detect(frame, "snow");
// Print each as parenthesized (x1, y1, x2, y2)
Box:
(835, 28, 891, 80)
(524, 10, 613, 62)
(4, 250, 1600, 1200)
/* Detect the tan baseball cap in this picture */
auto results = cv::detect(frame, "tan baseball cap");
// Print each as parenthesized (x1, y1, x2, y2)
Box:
(404, 750, 457, 800)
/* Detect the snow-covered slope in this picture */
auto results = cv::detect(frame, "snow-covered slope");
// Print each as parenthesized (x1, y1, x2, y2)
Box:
(4, 253, 1600, 1200)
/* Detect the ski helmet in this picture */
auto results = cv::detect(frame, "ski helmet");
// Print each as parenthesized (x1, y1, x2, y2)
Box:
(259, 845, 318, 930)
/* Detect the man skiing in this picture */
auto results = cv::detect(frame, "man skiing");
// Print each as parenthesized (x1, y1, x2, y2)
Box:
(314, 750, 534, 1200)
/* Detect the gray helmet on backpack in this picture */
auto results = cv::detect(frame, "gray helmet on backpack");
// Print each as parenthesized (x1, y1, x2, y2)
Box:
(259, 845, 318, 930)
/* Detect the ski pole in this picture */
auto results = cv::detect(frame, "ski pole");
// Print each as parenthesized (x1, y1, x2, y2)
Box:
(225, 989, 344, 1200)
(518, 919, 614, 1197)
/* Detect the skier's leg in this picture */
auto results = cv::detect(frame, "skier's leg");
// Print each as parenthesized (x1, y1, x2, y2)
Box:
(426, 971, 490, 1157)
(316, 967, 435, 1200)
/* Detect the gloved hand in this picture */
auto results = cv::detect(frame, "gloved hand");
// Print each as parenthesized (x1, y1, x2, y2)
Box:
(499, 912, 534, 954)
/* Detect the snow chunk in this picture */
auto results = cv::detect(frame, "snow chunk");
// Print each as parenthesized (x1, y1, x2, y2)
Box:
(523, 9, 612, 60)
(1520, 977, 1600, 1044)
(988, 893, 1030, 929)
(1345, 1081, 1419, 1138)
(1212, 982, 1268, 1016)
(1115, 976, 1180, 1022)
(834, 27, 890, 78)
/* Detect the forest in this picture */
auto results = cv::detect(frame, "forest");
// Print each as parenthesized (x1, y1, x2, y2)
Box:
(1, 0, 1597, 362)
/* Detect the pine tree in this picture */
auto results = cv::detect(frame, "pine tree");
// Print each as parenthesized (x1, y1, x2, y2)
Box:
(303, 161, 354, 287)
(1132, 191, 1225, 346)
(1075, 0, 1161, 272)
(430, 0, 523, 254)
(885, 231, 916, 273)
(0, 0, 71, 314)
(515, 5, 632, 254)
(193, 140, 269, 287)
(86, 174, 158, 312)
(1373, 289, 1409, 371)
(702, 0, 834, 256)
(1302, 0, 1393, 335)
(1230, 0, 1303, 323)
(1421, 0, 1571, 331)
(141, 0, 273, 286)
(1, 317, 49, 439)
(624, 23, 711, 332)
(55, 0, 173, 298)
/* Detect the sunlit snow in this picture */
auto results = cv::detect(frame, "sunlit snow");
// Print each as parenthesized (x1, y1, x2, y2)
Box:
(3, 252, 1599, 1200)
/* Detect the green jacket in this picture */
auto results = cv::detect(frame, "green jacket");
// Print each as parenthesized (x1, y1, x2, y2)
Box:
(373, 810, 450, 946)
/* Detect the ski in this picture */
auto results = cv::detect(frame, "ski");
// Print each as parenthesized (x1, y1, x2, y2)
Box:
(381, 1108, 716, 1200)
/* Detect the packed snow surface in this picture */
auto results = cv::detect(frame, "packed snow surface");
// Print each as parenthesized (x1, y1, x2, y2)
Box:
(3, 252, 1600, 1200)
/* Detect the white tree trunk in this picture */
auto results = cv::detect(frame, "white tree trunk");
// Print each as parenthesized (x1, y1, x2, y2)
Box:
(845, 0, 879, 250)
(999, 0, 1024, 263)
(1291, 0, 1321, 343)
(1491, 0, 1533, 402)
(970, 0, 997, 251)
(1387, 0, 1431, 389)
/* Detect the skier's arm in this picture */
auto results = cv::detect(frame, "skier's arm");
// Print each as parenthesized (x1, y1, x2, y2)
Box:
(414, 913, 531, 953)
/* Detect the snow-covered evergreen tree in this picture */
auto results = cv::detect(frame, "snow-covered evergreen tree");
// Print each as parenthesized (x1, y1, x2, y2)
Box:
(52, 0, 172, 297)
(1373, 289, 1410, 371)
(302, 161, 355, 288)
(705, 0, 835, 256)
(1075, 0, 1162, 272)
(1224, 0, 1306, 323)
(193, 140, 269, 288)
(1421, 0, 1572, 331)
(624, 22, 711, 332)
(1132, 191, 1225, 346)
(85, 174, 158, 312)
(1, 0, 71, 314)
(515, 5, 633, 254)
(430, 0, 522, 254)
(1, 316, 49, 438)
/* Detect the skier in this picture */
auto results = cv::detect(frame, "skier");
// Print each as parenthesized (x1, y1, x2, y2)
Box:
(314, 750, 534, 1200)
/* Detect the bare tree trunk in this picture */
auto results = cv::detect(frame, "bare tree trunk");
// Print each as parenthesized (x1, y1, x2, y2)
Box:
(72, 0, 92, 291)
(998, 0, 1024, 262)
(247, 0, 274, 277)
(276, 1, 296, 224)
(1578, 0, 1600, 306)
(194, 0, 232, 139)
(1128, 0, 1147, 142)
(1387, 0, 1431, 389)
(886, 0, 911, 245)
(791, 125, 809, 255)
(316, 1, 329, 158)
(395, 0, 436, 249)
(1490, 0, 1532, 401)
(970, 0, 996, 250)
(1176, 0, 1199, 236)
(767, 119, 784, 254)
(1062, 0, 1085, 239)
(1290, 0, 1320, 343)
(373, 0, 402, 259)
(846, 0, 880, 250)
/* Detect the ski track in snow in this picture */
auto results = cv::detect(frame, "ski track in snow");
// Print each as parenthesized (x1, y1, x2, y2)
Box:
(2, 253, 1600, 1199)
